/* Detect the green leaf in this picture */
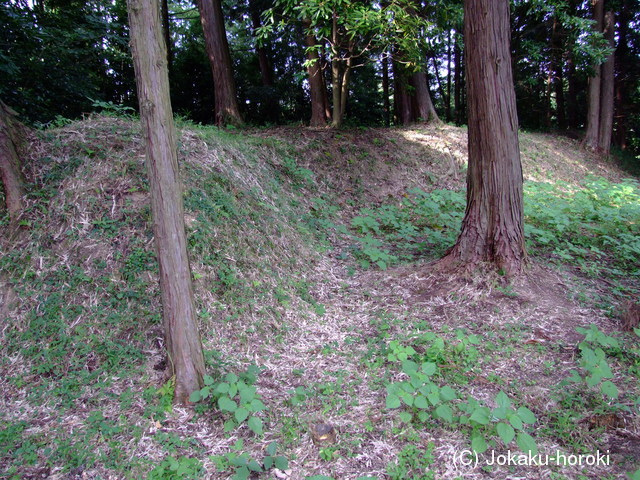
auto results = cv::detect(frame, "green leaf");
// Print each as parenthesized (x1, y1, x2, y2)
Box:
(248, 416, 263, 435)
(402, 360, 418, 373)
(266, 442, 278, 456)
(414, 395, 429, 409)
(203, 375, 215, 386)
(274, 456, 288, 470)
(516, 406, 536, 424)
(226, 373, 239, 383)
(218, 396, 238, 412)
(516, 432, 537, 455)
(263, 456, 273, 469)
(248, 459, 262, 472)
(435, 404, 453, 423)
(600, 380, 619, 399)
(224, 419, 237, 432)
(216, 382, 230, 394)
(439, 385, 457, 401)
(398, 411, 413, 423)
(250, 399, 266, 411)
(386, 394, 401, 409)
(189, 390, 202, 402)
(232, 466, 250, 480)
(497, 422, 515, 444)
(240, 385, 257, 403)
(421, 362, 436, 375)
(235, 407, 250, 423)
(509, 414, 524, 431)
(471, 434, 488, 453)
(469, 407, 490, 425)
(495, 391, 511, 409)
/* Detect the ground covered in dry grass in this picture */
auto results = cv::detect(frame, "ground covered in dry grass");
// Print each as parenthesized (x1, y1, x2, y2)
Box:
(0, 116, 638, 480)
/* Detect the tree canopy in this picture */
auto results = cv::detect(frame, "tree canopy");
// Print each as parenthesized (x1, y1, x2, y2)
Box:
(0, 0, 638, 152)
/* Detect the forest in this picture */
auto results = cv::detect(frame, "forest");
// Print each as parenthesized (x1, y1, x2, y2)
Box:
(1, 0, 640, 479)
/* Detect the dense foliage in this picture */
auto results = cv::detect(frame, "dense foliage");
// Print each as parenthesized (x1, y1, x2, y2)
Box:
(0, 0, 638, 152)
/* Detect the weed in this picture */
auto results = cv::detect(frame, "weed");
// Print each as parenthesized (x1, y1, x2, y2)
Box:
(190, 366, 266, 434)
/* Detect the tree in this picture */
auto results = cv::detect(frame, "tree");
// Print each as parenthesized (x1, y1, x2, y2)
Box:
(439, 0, 527, 275)
(583, 0, 604, 150)
(0, 101, 26, 223)
(127, 0, 206, 403)
(578, 0, 615, 154)
(197, 0, 244, 126)
(303, 18, 331, 126)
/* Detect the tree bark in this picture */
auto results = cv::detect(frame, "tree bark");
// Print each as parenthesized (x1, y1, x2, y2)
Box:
(382, 54, 390, 127)
(583, 0, 604, 150)
(446, 30, 452, 122)
(454, 31, 464, 125)
(127, 0, 206, 404)
(250, 1, 274, 88)
(551, 16, 566, 129)
(411, 71, 441, 124)
(392, 60, 412, 125)
(0, 101, 26, 222)
(303, 20, 329, 127)
(161, 0, 172, 69)
(197, 0, 243, 126)
(597, 10, 615, 155)
(614, 0, 629, 149)
(439, 0, 527, 276)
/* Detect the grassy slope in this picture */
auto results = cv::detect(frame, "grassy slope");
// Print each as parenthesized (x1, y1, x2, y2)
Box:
(0, 116, 638, 480)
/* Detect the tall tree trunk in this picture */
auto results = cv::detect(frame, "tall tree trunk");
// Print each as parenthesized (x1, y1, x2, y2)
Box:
(551, 16, 566, 129)
(583, 0, 604, 150)
(382, 54, 390, 127)
(0, 101, 26, 222)
(161, 0, 172, 68)
(411, 72, 441, 124)
(197, 0, 243, 126)
(454, 31, 464, 125)
(250, 1, 274, 87)
(392, 60, 412, 125)
(439, 0, 527, 275)
(446, 30, 452, 122)
(303, 20, 328, 127)
(249, 0, 278, 122)
(597, 10, 615, 155)
(567, 55, 578, 129)
(614, 0, 629, 149)
(127, 0, 206, 404)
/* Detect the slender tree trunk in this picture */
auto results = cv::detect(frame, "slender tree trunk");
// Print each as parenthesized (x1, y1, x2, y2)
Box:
(446, 30, 452, 122)
(0, 101, 26, 222)
(250, 1, 274, 87)
(597, 10, 615, 155)
(303, 20, 328, 127)
(551, 16, 566, 129)
(583, 0, 604, 150)
(320, 48, 332, 121)
(197, 0, 243, 126)
(567, 55, 578, 129)
(382, 54, 390, 127)
(161, 0, 172, 68)
(339, 53, 352, 123)
(250, 0, 278, 123)
(439, 0, 527, 276)
(614, 0, 629, 149)
(454, 32, 463, 125)
(411, 72, 441, 124)
(431, 55, 448, 116)
(127, 0, 206, 404)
